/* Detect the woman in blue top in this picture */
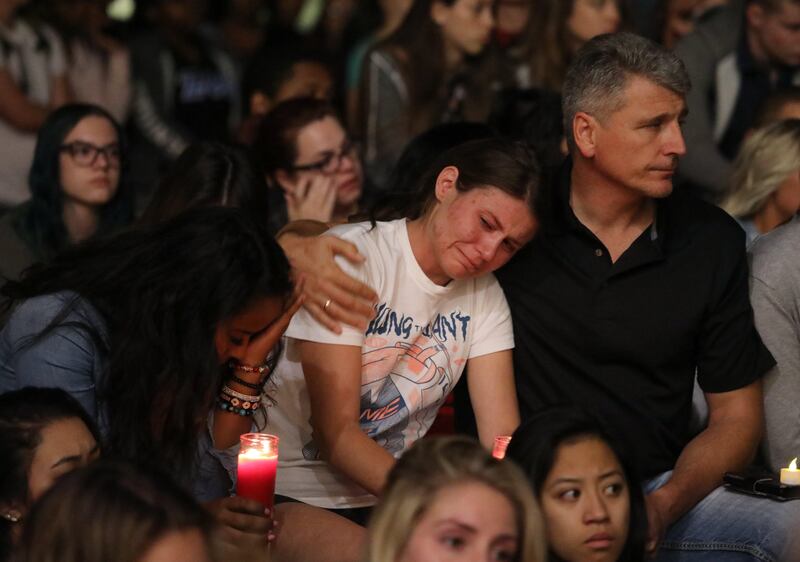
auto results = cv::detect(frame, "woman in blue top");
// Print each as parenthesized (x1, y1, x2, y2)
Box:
(0, 207, 299, 555)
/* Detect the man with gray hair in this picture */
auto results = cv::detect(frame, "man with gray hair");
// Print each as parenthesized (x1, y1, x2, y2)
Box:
(497, 32, 796, 559)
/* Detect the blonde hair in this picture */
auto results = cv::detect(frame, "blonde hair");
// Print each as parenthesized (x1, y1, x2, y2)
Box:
(721, 119, 800, 219)
(365, 436, 546, 562)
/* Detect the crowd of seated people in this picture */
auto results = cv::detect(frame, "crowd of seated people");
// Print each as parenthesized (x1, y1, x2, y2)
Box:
(2, 0, 800, 561)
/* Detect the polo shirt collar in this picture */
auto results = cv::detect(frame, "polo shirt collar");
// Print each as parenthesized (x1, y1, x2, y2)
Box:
(547, 157, 667, 251)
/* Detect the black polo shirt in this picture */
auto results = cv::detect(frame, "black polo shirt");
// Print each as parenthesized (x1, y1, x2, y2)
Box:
(496, 162, 774, 478)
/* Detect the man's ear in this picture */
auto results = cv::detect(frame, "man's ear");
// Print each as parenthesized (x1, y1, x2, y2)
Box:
(573, 112, 599, 158)
(746, 3, 765, 31)
(250, 91, 272, 117)
(434, 166, 459, 203)
(430, 0, 449, 26)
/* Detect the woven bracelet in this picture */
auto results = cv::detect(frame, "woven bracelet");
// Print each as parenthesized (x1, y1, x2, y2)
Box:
(227, 374, 262, 391)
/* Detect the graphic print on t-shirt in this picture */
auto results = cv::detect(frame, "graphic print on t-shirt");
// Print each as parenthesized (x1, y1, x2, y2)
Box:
(302, 303, 469, 460)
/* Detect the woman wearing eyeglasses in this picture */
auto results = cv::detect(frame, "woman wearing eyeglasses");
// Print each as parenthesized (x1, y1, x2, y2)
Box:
(0, 103, 131, 284)
(255, 97, 363, 235)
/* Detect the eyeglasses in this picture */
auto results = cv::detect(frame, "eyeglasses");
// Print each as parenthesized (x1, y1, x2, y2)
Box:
(290, 140, 359, 174)
(60, 141, 121, 168)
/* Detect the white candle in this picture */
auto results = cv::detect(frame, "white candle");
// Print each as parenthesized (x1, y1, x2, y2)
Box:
(780, 458, 800, 486)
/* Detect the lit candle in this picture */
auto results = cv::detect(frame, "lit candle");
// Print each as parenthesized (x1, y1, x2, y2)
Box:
(492, 435, 512, 460)
(237, 433, 279, 509)
(780, 458, 800, 486)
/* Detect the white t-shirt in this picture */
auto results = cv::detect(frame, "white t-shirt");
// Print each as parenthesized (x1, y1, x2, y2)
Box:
(0, 21, 66, 206)
(266, 219, 514, 508)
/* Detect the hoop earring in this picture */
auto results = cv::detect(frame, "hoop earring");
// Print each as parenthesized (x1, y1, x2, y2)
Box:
(1, 510, 21, 523)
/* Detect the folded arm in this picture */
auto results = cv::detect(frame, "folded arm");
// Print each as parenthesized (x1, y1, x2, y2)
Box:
(297, 340, 395, 495)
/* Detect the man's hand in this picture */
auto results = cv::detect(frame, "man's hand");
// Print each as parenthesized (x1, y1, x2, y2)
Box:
(644, 489, 671, 557)
(640, 381, 763, 557)
(280, 233, 377, 333)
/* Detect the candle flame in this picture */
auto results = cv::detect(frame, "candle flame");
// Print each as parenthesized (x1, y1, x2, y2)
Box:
(791, 458, 798, 471)
(240, 447, 277, 460)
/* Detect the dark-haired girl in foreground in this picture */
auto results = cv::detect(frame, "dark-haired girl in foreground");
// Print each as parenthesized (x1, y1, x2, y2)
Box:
(0, 207, 298, 556)
(507, 407, 647, 562)
(0, 387, 100, 561)
(17, 461, 213, 562)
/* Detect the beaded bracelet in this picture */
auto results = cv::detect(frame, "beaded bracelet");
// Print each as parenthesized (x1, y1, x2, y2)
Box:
(221, 385, 261, 402)
(229, 360, 270, 376)
(218, 389, 261, 407)
(218, 394, 260, 410)
(217, 398, 256, 417)
(218, 388, 261, 410)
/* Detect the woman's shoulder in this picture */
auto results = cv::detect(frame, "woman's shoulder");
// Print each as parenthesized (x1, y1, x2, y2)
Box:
(328, 220, 404, 259)
(457, 272, 505, 301)
(446, 273, 508, 320)
(4, 292, 105, 341)
(327, 219, 401, 244)
(326, 220, 407, 283)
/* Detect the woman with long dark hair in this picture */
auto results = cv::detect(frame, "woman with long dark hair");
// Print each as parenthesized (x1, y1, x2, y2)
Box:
(1, 206, 293, 483)
(0, 207, 299, 554)
(359, 0, 497, 188)
(507, 407, 648, 562)
(507, 0, 622, 92)
(0, 103, 131, 282)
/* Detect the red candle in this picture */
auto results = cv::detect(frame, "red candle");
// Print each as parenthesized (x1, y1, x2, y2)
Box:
(237, 433, 279, 509)
(492, 435, 512, 460)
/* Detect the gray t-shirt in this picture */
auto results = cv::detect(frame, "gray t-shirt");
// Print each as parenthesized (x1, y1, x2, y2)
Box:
(749, 218, 800, 471)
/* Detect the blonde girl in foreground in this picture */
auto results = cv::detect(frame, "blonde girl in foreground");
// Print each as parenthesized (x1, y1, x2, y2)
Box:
(365, 436, 546, 562)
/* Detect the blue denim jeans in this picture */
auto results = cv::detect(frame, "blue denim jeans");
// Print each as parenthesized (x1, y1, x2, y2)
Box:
(646, 471, 800, 562)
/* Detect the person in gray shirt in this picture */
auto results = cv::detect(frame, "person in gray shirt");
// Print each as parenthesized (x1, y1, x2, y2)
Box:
(749, 217, 800, 471)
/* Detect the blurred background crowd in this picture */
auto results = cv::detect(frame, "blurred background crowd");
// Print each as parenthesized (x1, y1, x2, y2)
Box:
(1, 0, 796, 249)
